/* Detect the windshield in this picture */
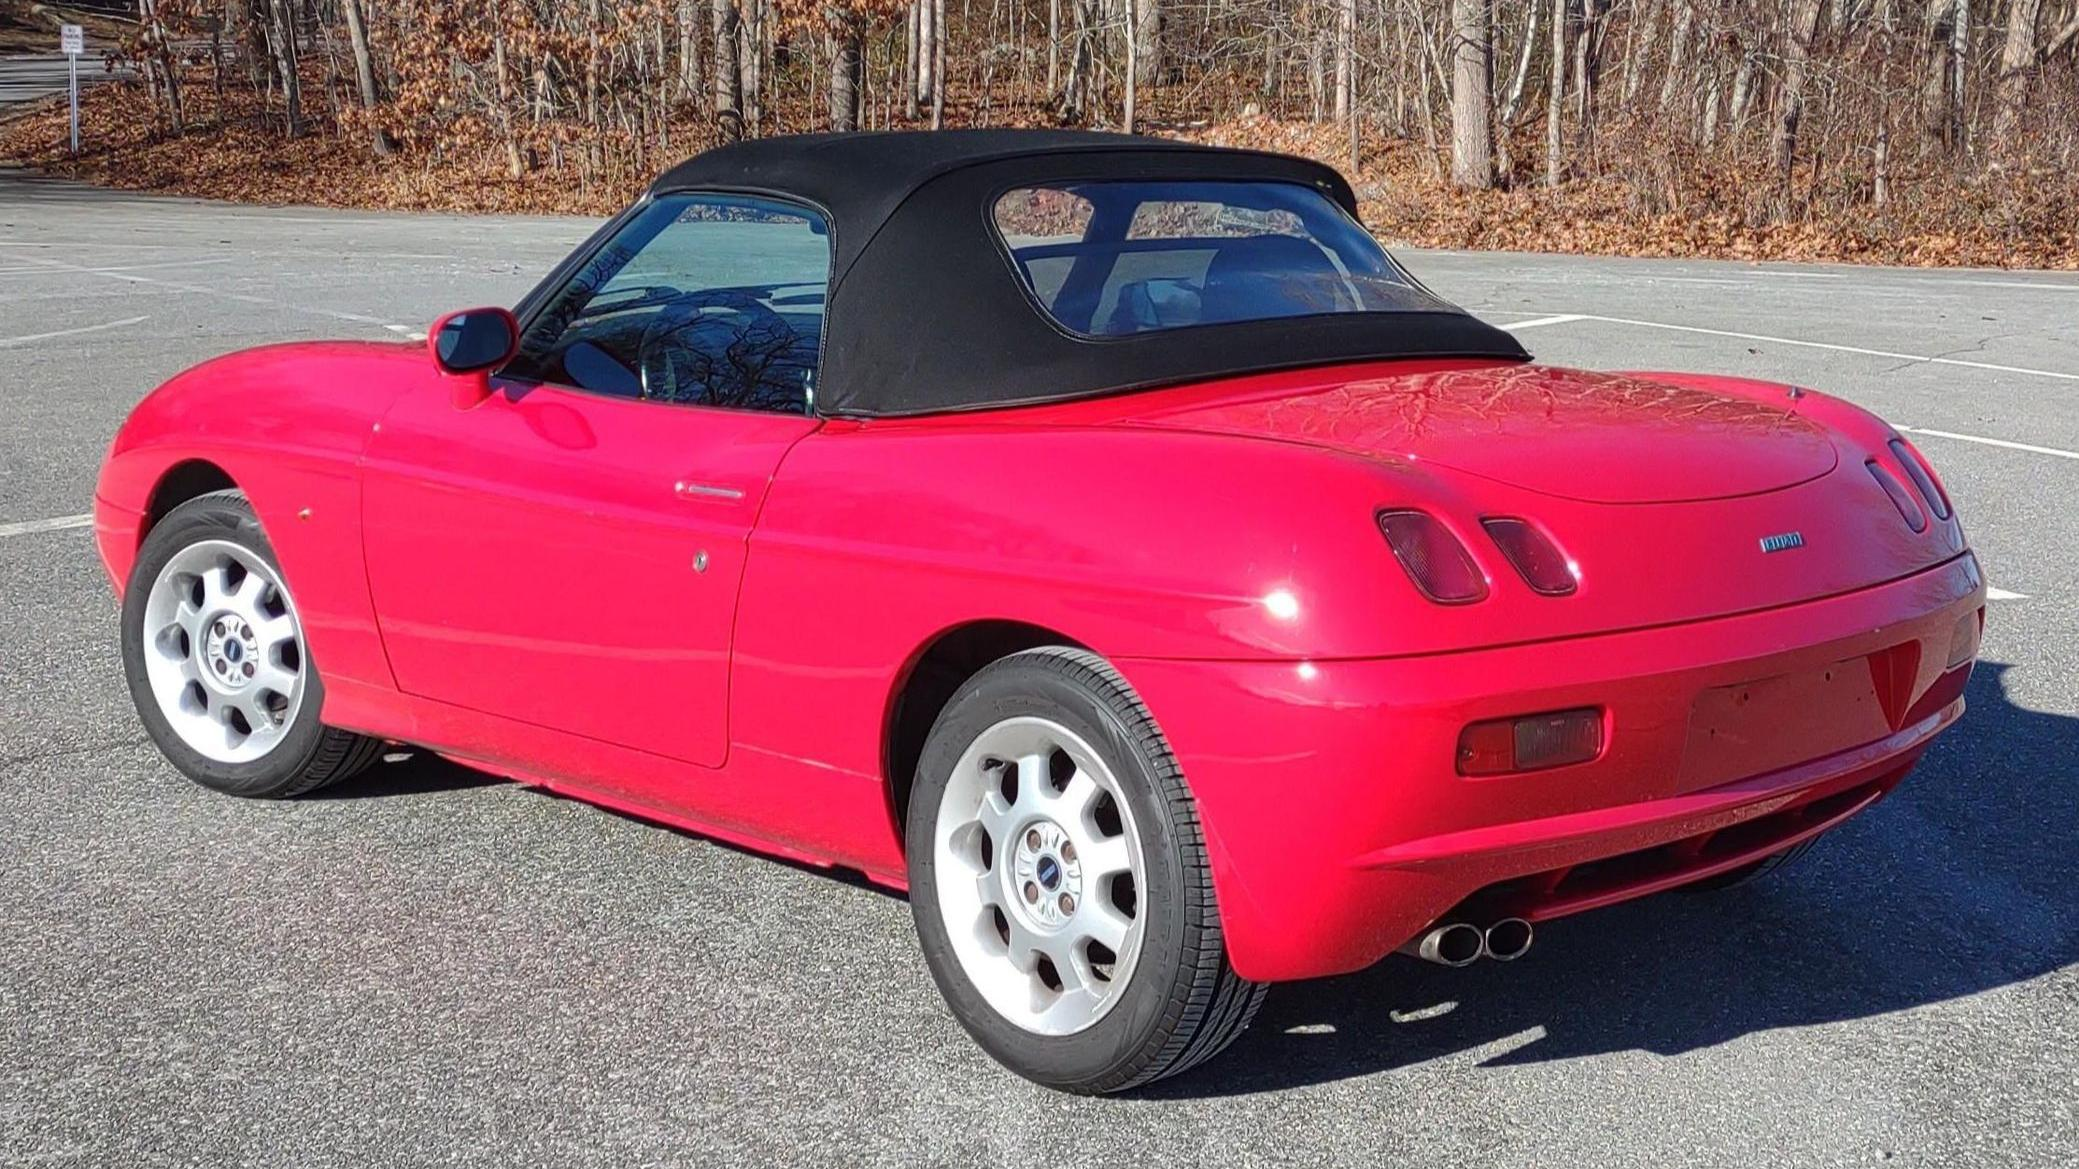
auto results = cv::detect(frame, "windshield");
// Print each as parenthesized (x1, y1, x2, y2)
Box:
(991, 180, 1455, 338)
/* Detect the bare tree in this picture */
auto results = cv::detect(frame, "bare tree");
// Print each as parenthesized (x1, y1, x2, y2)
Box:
(1544, 0, 1568, 186)
(1994, 0, 2044, 143)
(1773, 0, 1826, 192)
(1451, 0, 1494, 188)
(1134, 0, 1163, 88)
(339, 0, 391, 154)
(830, 10, 865, 130)
(714, 0, 744, 140)
(264, 0, 303, 137)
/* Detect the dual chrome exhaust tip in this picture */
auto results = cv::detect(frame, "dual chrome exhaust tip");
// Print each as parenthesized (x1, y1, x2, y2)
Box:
(1409, 917, 1534, 967)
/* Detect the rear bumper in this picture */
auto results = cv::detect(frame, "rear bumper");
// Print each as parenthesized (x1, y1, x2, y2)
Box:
(1119, 553, 1985, 983)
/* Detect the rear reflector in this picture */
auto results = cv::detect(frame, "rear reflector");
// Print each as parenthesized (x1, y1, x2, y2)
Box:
(1378, 510, 1488, 604)
(1867, 459, 1927, 532)
(1947, 607, 1983, 669)
(1889, 438, 1952, 521)
(1482, 517, 1579, 596)
(1457, 708, 1604, 776)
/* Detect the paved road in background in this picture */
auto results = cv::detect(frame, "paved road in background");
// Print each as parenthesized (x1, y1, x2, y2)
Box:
(3, 169, 2075, 1167)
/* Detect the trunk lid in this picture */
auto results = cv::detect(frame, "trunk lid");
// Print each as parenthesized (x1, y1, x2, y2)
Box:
(1127, 363, 1838, 503)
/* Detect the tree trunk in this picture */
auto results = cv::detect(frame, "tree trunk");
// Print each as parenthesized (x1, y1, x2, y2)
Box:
(1949, 0, 1970, 149)
(139, 0, 186, 132)
(1334, 0, 1353, 123)
(916, 0, 937, 108)
(1571, 0, 1601, 163)
(586, 0, 603, 126)
(1047, 0, 1061, 96)
(713, 0, 743, 140)
(1499, 0, 1540, 126)
(679, 0, 702, 98)
(744, 0, 764, 135)
(1993, 0, 2043, 143)
(1134, 0, 1162, 87)
(339, 0, 391, 154)
(488, 0, 522, 175)
(1450, 0, 1494, 188)
(830, 10, 864, 131)
(1124, 3, 1138, 131)
(1060, 0, 1093, 120)
(904, 1, 920, 118)
(266, 0, 302, 136)
(1659, 0, 1693, 111)
(1772, 0, 1826, 190)
(1544, 0, 1567, 186)
(929, 0, 946, 128)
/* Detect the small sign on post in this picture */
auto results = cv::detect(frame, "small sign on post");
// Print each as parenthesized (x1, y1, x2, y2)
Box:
(60, 25, 84, 155)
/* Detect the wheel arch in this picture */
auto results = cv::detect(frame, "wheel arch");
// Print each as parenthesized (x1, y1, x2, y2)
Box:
(141, 459, 241, 545)
(882, 619, 1088, 852)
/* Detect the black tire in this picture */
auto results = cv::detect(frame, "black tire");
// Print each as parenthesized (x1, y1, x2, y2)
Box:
(120, 490, 384, 799)
(1685, 836, 1821, 893)
(906, 646, 1265, 1095)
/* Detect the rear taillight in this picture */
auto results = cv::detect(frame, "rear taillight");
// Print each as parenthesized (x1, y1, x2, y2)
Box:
(1889, 438, 1952, 521)
(1481, 517, 1579, 596)
(1457, 708, 1604, 776)
(1378, 510, 1488, 604)
(1867, 459, 1927, 532)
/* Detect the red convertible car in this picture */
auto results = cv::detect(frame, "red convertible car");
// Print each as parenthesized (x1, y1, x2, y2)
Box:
(95, 131, 1982, 1094)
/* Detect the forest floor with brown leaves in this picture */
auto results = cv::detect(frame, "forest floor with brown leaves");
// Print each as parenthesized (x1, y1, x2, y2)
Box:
(5, 81, 2074, 270)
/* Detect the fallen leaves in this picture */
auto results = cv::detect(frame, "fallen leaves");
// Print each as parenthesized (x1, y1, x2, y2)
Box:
(4, 83, 2074, 271)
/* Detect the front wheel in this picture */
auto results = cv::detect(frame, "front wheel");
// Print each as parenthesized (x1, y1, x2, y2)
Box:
(120, 490, 384, 798)
(906, 647, 1264, 1094)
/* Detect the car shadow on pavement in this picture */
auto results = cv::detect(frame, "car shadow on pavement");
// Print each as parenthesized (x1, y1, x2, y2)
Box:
(1155, 662, 2077, 1098)
(302, 749, 504, 799)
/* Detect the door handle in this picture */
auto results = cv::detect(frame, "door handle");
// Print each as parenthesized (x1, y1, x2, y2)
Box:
(673, 480, 746, 501)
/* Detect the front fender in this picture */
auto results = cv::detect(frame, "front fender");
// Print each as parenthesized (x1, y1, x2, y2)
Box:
(97, 341, 432, 693)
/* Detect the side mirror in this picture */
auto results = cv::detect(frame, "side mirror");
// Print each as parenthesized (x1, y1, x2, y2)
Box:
(428, 307, 520, 409)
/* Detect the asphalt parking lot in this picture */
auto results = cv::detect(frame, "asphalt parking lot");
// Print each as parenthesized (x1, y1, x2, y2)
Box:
(3, 166, 2076, 1167)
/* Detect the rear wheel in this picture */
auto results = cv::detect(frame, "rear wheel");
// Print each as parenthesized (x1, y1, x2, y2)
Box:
(121, 490, 383, 798)
(906, 647, 1264, 1094)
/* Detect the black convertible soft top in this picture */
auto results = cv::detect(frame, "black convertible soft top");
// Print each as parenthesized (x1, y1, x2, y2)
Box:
(540, 130, 1528, 418)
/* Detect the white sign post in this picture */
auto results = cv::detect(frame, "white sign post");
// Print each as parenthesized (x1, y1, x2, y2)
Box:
(60, 25, 84, 155)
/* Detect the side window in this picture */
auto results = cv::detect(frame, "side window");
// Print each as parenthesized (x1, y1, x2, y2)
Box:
(506, 194, 831, 414)
(992, 180, 1440, 337)
(990, 187, 1094, 313)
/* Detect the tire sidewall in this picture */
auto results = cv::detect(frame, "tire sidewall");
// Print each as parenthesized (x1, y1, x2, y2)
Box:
(906, 654, 1201, 1089)
(120, 494, 331, 796)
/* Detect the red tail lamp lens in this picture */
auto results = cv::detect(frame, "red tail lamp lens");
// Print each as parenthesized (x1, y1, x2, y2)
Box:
(1867, 459, 1927, 533)
(1378, 510, 1488, 604)
(1457, 708, 1604, 776)
(1481, 517, 1578, 596)
(1889, 439, 1952, 521)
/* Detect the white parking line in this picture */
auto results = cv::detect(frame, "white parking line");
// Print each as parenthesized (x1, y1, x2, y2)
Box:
(0, 315, 149, 348)
(0, 257, 235, 278)
(0, 514, 92, 538)
(1499, 314, 1586, 332)
(1950, 280, 2079, 293)
(1987, 588, 2029, 601)
(0, 254, 416, 335)
(1568, 314, 2079, 383)
(1898, 426, 2079, 461)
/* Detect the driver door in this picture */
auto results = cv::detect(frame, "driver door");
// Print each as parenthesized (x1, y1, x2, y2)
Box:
(359, 193, 830, 768)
